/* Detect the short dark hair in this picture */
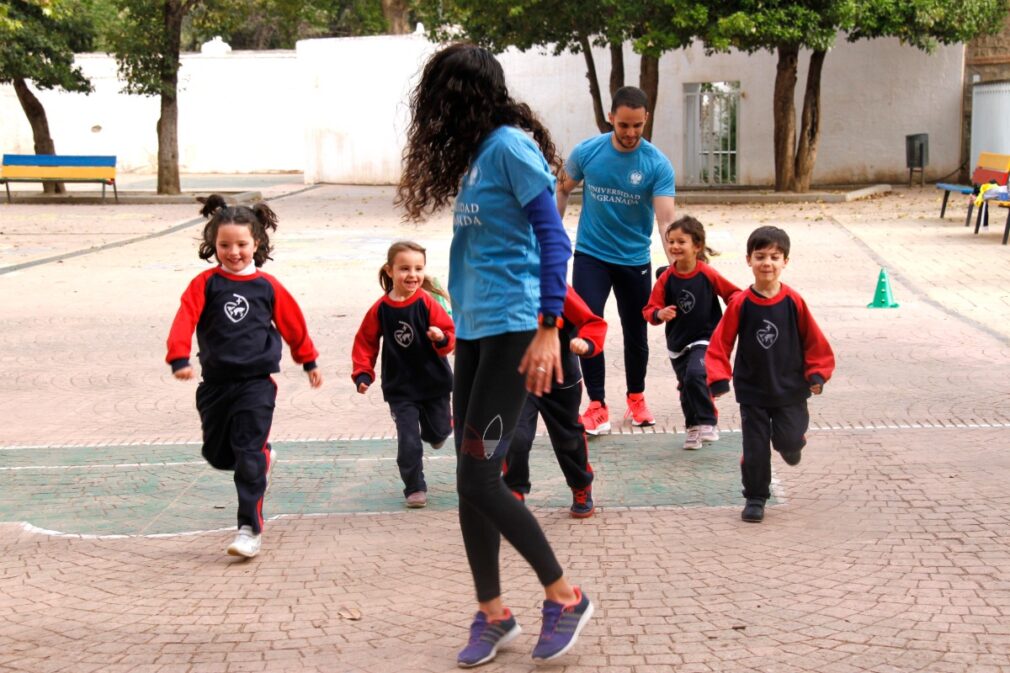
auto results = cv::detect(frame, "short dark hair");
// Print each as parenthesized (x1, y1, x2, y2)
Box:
(611, 86, 648, 112)
(746, 226, 791, 258)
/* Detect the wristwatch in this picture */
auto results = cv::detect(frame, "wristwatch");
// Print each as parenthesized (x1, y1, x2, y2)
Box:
(538, 312, 564, 329)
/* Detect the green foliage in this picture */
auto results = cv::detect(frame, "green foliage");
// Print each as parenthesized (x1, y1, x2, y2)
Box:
(106, 0, 192, 97)
(0, 0, 94, 92)
(849, 0, 1009, 49)
(184, 0, 388, 50)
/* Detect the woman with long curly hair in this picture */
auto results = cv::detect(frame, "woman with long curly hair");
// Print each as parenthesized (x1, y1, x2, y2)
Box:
(397, 43, 594, 667)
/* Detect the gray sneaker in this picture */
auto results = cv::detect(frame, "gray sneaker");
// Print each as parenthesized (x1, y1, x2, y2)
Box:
(683, 427, 702, 450)
(698, 425, 720, 443)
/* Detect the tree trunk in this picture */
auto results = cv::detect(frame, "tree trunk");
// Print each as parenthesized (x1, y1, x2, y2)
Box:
(12, 78, 65, 194)
(157, 2, 184, 195)
(609, 42, 624, 99)
(381, 0, 410, 34)
(579, 35, 610, 133)
(639, 54, 659, 141)
(772, 45, 799, 192)
(791, 49, 826, 193)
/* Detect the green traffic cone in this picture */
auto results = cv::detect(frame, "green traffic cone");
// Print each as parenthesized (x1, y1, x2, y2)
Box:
(867, 268, 899, 309)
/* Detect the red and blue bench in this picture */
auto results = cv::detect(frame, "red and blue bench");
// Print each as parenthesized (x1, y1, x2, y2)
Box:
(1, 154, 118, 203)
(935, 151, 1010, 228)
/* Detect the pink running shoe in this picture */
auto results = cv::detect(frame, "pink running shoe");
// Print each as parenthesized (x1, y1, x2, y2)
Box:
(581, 401, 611, 436)
(624, 393, 655, 427)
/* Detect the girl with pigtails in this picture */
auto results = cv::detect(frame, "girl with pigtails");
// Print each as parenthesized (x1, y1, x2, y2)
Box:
(166, 195, 323, 559)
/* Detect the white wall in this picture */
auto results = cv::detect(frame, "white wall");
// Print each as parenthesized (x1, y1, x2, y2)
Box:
(0, 35, 964, 184)
(0, 51, 302, 173)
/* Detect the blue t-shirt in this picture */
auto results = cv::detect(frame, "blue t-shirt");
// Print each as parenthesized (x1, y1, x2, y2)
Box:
(449, 126, 558, 340)
(567, 133, 676, 266)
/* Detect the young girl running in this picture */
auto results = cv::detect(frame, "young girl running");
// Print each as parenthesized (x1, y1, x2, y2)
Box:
(166, 195, 323, 559)
(398, 43, 594, 667)
(643, 216, 740, 449)
(351, 240, 455, 509)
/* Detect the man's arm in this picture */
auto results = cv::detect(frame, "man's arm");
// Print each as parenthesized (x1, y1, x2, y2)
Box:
(654, 195, 677, 264)
(557, 174, 581, 218)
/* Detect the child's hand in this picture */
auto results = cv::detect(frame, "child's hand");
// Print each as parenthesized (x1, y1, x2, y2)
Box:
(307, 369, 323, 388)
(173, 366, 194, 381)
(569, 337, 589, 356)
(357, 382, 369, 394)
(657, 305, 677, 322)
(810, 383, 823, 395)
(427, 326, 444, 342)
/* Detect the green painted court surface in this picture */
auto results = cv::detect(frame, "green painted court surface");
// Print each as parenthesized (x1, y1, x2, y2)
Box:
(0, 434, 759, 536)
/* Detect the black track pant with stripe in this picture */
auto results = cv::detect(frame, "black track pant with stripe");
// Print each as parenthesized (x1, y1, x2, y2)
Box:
(503, 382, 594, 495)
(196, 376, 276, 534)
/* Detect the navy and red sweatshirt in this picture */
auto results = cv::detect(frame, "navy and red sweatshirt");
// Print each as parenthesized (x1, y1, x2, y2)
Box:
(351, 289, 455, 402)
(556, 286, 607, 388)
(706, 284, 835, 407)
(166, 267, 319, 382)
(643, 260, 741, 357)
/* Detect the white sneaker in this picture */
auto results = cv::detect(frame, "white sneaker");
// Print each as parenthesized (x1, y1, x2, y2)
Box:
(227, 525, 261, 558)
(698, 425, 720, 443)
(683, 426, 702, 450)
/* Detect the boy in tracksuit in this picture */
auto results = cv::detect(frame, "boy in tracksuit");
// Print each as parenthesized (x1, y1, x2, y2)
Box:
(705, 226, 835, 523)
(503, 286, 607, 518)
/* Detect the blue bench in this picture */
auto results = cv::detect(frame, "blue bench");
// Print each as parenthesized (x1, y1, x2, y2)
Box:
(1, 154, 118, 203)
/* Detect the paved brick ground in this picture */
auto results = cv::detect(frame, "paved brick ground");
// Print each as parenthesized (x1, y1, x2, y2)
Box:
(2, 181, 1009, 672)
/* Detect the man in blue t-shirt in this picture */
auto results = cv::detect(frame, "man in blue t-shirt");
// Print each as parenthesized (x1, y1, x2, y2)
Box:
(557, 86, 677, 434)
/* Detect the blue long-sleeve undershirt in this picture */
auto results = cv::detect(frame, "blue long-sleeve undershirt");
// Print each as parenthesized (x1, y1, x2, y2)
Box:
(523, 187, 571, 318)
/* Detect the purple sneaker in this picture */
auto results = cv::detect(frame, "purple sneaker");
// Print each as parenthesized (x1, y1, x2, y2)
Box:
(457, 609, 521, 668)
(531, 587, 594, 662)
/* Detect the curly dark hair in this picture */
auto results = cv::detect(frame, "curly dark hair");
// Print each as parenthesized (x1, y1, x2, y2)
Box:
(396, 43, 560, 221)
(197, 194, 279, 267)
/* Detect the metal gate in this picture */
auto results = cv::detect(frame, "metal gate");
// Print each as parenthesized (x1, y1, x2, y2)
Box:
(683, 82, 740, 186)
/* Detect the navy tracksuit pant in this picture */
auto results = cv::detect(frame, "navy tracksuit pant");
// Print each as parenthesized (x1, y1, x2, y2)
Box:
(388, 396, 452, 497)
(739, 401, 808, 501)
(671, 346, 718, 427)
(196, 376, 276, 534)
(503, 382, 593, 495)
(572, 252, 652, 402)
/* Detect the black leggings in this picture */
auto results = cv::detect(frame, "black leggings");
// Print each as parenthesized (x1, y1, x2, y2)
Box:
(454, 332, 565, 602)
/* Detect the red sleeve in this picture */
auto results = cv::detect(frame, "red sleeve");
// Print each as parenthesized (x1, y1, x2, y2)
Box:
(699, 263, 743, 304)
(165, 271, 210, 370)
(563, 286, 606, 357)
(642, 268, 672, 325)
(423, 291, 456, 356)
(790, 289, 835, 385)
(705, 293, 743, 390)
(265, 274, 319, 366)
(351, 299, 383, 384)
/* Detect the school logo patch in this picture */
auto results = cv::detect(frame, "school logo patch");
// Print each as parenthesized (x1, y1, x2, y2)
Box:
(223, 294, 249, 323)
(393, 321, 415, 348)
(629, 170, 644, 186)
(756, 319, 779, 350)
(677, 290, 696, 314)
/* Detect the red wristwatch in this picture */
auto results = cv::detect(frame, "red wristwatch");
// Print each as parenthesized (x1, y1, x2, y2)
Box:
(538, 313, 564, 329)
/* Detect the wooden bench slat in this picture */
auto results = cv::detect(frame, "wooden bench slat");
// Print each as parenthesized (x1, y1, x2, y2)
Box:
(1, 165, 116, 181)
(2, 154, 116, 168)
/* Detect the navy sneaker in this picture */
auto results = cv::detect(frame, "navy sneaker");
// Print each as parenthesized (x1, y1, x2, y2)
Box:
(457, 609, 521, 668)
(781, 450, 802, 466)
(531, 587, 594, 662)
(741, 498, 766, 522)
(570, 486, 594, 519)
